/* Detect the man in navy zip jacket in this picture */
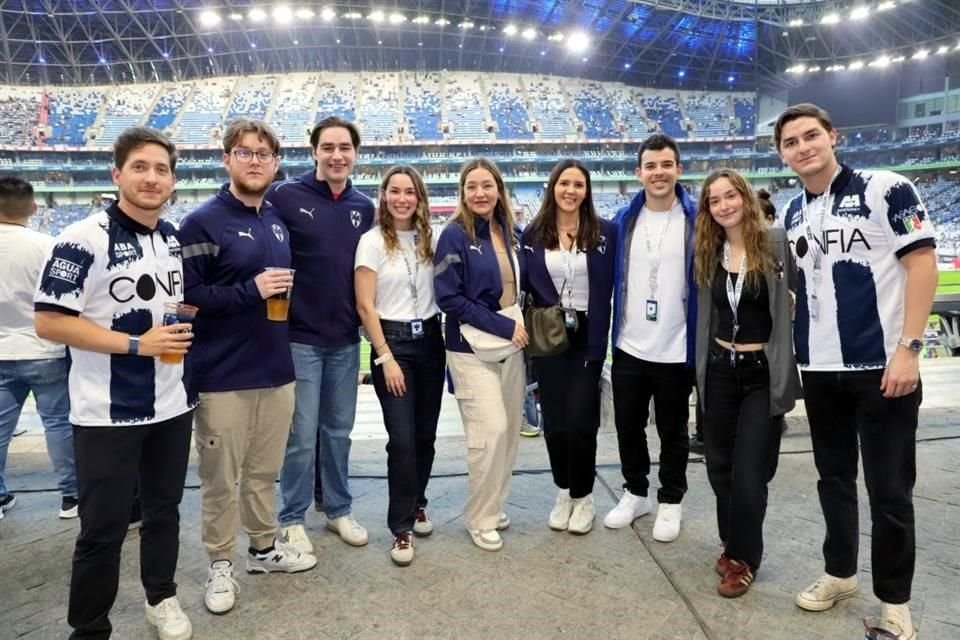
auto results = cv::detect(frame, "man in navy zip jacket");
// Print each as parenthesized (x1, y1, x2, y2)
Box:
(265, 116, 375, 551)
(605, 134, 699, 543)
(180, 119, 317, 616)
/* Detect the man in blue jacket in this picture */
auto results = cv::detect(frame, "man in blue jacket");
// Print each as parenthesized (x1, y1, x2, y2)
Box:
(267, 116, 375, 551)
(180, 119, 317, 615)
(605, 134, 698, 543)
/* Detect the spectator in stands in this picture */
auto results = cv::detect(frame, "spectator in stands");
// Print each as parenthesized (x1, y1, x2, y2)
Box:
(0, 176, 77, 522)
(776, 103, 938, 640)
(520, 159, 616, 535)
(180, 118, 316, 616)
(693, 169, 801, 598)
(34, 127, 194, 640)
(605, 134, 698, 543)
(355, 165, 445, 566)
(267, 116, 375, 553)
(434, 158, 526, 552)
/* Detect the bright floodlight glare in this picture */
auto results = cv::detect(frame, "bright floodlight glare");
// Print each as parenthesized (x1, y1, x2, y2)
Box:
(788, 18, 804, 27)
(368, 10, 385, 23)
(199, 10, 221, 27)
(877, 1, 896, 10)
(320, 7, 336, 21)
(870, 55, 891, 68)
(807, 65, 821, 72)
(912, 49, 928, 59)
(937, 45, 949, 54)
(296, 8, 315, 20)
(343, 11, 361, 19)
(849, 6, 870, 20)
(891, 55, 905, 62)
(566, 31, 589, 53)
(389, 12, 406, 24)
(435, 18, 450, 26)
(229, 13, 242, 21)
(786, 64, 805, 74)
(248, 8, 267, 22)
(411, 15, 430, 24)
(272, 6, 293, 24)
(504, 24, 517, 36)
(522, 28, 536, 40)
(848, 60, 864, 70)
(820, 12, 840, 25)
(459, 21, 474, 29)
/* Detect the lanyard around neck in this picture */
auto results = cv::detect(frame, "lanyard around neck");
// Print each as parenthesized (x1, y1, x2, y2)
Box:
(723, 241, 747, 362)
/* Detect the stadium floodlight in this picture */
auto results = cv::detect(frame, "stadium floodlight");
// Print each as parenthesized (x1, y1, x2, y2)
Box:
(547, 32, 565, 42)
(624, 63, 631, 69)
(411, 16, 430, 24)
(869, 55, 891, 68)
(459, 21, 475, 29)
(877, 1, 896, 10)
(343, 11, 362, 19)
(272, 6, 293, 24)
(820, 12, 840, 25)
(937, 45, 949, 55)
(788, 18, 804, 27)
(388, 12, 406, 24)
(849, 6, 870, 21)
(199, 10, 221, 27)
(785, 64, 806, 74)
(806, 65, 821, 72)
(296, 8, 315, 20)
(229, 13, 242, 21)
(248, 8, 267, 22)
(522, 28, 536, 40)
(321, 7, 336, 21)
(435, 18, 450, 26)
(891, 55, 905, 62)
(368, 10, 385, 23)
(566, 31, 590, 54)
(504, 24, 518, 36)
(912, 49, 928, 60)
(848, 60, 864, 70)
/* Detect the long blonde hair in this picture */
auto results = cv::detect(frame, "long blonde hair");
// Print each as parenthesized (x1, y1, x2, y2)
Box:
(377, 165, 434, 263)
(694, 169, 773, 290)
(449, 157, 515, 244)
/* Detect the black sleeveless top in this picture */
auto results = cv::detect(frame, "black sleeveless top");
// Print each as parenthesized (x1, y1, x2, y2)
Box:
(711, 264, 772, 343)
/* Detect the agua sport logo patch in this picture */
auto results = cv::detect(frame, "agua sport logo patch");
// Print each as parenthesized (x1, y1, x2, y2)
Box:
(39, 242, 95, 299)
(50, 257, 82, 284)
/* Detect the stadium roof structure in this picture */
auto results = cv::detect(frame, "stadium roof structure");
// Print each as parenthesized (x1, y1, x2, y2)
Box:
(4, 0, 960, 90)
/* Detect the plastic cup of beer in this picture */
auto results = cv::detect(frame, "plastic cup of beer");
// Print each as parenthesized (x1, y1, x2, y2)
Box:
(160, 302, 198, 364)
(265, 267, 295, 322)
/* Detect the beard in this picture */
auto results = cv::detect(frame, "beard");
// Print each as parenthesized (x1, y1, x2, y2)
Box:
(232, 174, 271, 198)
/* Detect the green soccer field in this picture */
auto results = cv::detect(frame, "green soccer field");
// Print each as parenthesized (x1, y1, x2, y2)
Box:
(938, 269, 960, 295)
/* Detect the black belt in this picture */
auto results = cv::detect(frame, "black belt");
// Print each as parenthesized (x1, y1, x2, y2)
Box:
(709, 343, 766, 364)
(380, 314, 442, 339)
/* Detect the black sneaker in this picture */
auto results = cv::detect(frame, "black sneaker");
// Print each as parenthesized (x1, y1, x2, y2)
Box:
(59, 496, 79, 519)
(0, 493, 16, 514)
(689, 435, 705, 455)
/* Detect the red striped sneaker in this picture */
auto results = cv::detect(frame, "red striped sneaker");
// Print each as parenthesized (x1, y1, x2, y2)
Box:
(718, 558, 755, 598)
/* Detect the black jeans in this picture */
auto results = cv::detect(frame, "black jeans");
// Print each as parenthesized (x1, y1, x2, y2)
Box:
(802, 370, 920, 604)
(532, 312, 603, 499)
(371, 320, 445, 535)
(68, 411, 193, 640)
(611, 349, 692, 503)
(703, 346, 781, 571)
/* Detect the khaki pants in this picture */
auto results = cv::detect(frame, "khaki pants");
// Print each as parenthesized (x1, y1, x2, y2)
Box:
(195, 383, 295, 560)
(446, 350, 524, 530)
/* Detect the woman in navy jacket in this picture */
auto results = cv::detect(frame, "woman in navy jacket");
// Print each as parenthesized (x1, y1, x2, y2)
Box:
(520, 159, 616, 534)
(434, 158, 527, 552)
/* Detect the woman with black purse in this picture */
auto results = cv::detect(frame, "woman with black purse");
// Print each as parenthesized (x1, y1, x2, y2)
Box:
(521, 159, 616, 534)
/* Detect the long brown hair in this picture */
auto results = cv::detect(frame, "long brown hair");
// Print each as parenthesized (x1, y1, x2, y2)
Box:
(527, 158, 600, 251)
(694, 169, 773, 290)
(449, 157, 515, 244)
(377, 165, 434, 263)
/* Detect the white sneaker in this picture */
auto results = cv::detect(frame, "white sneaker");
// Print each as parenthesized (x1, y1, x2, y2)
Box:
(548, 489, 574, 531)
(326, 514, 369, 546)
(652, 503, 682, 542)
(795, 574, 860, 611)
(204, 560, 239, 615)
(497, 512, 510, 531)
(603, 490, 651, 529)
(467, 527, 503, 551)
(144, 596, 192, 640)
(390, 532, 415, 566)
(877, 602, 917, 640)
(246, 539, 318, 574)
(568, 495, 595, 535)
(281, 524, 314, 554)
(413, 507, 434, 537)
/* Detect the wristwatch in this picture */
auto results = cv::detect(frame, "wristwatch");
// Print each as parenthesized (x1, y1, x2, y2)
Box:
(128, 335, 140, 356)
(897, 337, 922, 354)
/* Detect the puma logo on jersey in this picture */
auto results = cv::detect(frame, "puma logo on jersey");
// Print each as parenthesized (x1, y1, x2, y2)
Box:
(238, 229, 255, 240)
(523, 244, 534, 253)
(469, 244, 483, 255)
(299, 207, 315, 219)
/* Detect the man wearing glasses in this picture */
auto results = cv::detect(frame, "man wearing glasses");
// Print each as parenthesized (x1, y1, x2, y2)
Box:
(180, 119, 316, 616)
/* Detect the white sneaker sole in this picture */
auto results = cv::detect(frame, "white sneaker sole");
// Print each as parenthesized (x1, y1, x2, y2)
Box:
(246, 554, 317, 575)
(204, 596, 235, 615)
(794, 585, 859, 611)
(325, 521, 369, 546)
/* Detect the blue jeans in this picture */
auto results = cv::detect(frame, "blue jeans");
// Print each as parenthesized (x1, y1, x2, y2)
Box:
(279, 342, 359, 524)
(0, 357, 76, 498)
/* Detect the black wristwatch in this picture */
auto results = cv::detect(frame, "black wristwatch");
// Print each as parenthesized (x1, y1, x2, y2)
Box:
(128, 335, 140, 356)
(897, 337, 922, 354)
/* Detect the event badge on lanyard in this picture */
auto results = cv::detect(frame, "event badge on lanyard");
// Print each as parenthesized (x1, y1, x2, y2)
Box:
(802, 165, 841, 321)
(723, 242, 747, 367)
(642, 209, 673, 322)
(400, 235, 424, 338)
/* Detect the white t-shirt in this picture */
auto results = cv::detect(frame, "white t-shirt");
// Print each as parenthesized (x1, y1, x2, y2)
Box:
(0, 224, 66, 360)
(34, 208, 194, 426)
(545, 246, 589, 311)
(354, 227, 440, 321)
(616, 202, 688, 363)
(784, 168, 937, 370)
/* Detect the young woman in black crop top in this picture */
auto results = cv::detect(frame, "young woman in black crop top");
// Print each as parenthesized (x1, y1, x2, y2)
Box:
(693, 168, 800, 599)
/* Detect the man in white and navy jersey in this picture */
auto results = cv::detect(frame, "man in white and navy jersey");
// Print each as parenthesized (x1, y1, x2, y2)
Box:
(35, 127, 196, 640)
(776, 103, 938, 640)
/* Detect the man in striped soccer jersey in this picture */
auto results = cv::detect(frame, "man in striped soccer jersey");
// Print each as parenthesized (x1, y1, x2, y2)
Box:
(776, 103, 938, 640)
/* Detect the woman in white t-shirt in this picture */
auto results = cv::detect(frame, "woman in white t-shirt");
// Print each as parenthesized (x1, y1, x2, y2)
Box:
(355, 165, 444, 567)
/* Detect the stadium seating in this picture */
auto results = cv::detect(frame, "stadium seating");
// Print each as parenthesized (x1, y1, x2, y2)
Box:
(444, 73, 489, 141)
(226, 76, 276, 122)
(270, 74, 319, 146)
(641, 95, 687, 139)
(684, 94, 730, 138)
(0, 88, 40, 146)
(732, 97, 756, 137)
(172, 78, 236, 145)
(606, 85, 652, 139)
(402, 72, 443, 142)
(357, 72, 400, 143)
(315, 75, 356, 124)
(525, 76, 573, 141)
(46, 88, 104, 146)
(569, 81, 620, 139)
(90, 84, 160, 148)
(487, 75, 534, 141)
(145, 84, 190, 133)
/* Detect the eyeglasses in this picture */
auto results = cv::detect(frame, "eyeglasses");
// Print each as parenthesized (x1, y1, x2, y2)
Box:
(231, 149, 278, 163)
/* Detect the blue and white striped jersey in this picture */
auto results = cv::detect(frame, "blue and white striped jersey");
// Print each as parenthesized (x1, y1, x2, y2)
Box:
(783, 165, 937, 370)
(34, 204, 196, 426)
